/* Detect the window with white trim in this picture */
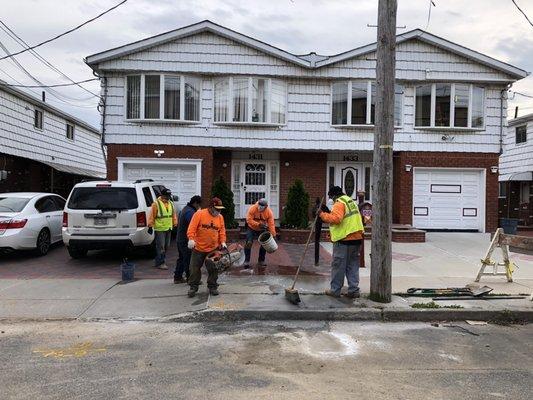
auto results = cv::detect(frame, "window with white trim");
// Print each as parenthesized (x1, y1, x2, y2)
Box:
(415, 83, 485, 128)
(66, 123, 74, 140)
(331, 80, 404, 127)
(516, 125, 527, 144)
(125, 74, 201, 122)
(213, 77, 287, 124)
(34, 109, 43, 129)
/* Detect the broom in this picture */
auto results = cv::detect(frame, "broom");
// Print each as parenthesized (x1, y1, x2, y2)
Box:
(285, 197, 324, 305)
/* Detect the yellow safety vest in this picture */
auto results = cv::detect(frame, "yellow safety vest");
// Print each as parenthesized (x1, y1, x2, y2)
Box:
(154, 199, 174, 232)
(329, 195, 364, 242)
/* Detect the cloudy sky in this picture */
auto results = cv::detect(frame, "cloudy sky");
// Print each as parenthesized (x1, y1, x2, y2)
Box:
(1, 0, 532, 127)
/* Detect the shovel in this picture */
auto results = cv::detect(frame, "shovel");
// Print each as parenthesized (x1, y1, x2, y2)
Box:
(285, 197, 324, 305)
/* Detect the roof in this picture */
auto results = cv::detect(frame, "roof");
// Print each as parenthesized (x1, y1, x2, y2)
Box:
(43, 161, 105, 179)
(0, 192, 50, 198)
(85, 20, 528, 80)
(508, 112, 533, 127)
(0, 81, 100, 135)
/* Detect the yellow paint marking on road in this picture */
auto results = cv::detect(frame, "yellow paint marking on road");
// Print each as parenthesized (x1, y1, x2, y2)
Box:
(210, 300, 238, 310)
(33, 342, 106, 359)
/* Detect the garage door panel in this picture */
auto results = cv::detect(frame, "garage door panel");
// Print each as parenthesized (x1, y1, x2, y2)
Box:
(413, 168, 483, 231)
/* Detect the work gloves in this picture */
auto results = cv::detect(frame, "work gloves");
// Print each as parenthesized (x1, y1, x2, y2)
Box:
(319, 204, 330, 213)
(187, 239, 196, 249)
(147, 227, 153, 235)
(261, 223, 268, 231)
(220, 242, 227, 250)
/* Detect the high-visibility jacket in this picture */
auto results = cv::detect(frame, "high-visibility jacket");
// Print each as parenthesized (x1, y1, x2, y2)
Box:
(187, 208, 227, 253)
(320, 195, 364, 242)
(246, 203, 276, 235)
(148, 198, 177, 232)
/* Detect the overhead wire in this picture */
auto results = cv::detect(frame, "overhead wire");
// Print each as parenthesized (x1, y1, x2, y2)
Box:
(0, 78, 99, 88)
(424, 1, 436, 30)
(0, 21, 100, 99)
(511, 0, 533, 27)
(0, 0, 128, 61)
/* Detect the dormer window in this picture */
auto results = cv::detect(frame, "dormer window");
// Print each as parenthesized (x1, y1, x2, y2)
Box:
(213, 77, 287, 125)
(125, 74, 201, 122)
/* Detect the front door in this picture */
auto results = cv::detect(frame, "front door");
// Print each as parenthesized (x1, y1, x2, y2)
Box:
(241, 162, 268, 216)
(334, 164, 363, 201)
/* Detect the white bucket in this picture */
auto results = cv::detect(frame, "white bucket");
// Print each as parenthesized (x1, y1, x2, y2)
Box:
(258, 231, 278, 253)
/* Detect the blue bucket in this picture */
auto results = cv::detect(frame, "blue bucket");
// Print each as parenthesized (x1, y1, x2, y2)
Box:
(121, 260, 135, 281)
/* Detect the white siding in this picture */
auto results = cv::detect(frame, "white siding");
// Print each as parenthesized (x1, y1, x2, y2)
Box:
(98, 33, 514, 82)
(499, 119, 533, 179)
(103, 71, 506, 153)
(0, 88, 106, 176)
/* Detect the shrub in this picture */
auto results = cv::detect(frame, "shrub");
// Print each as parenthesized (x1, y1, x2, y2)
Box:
(211, 176, 238, 228)
(281, 179, 310, 229)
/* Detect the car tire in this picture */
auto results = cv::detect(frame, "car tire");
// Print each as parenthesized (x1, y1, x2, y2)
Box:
(68, 246, 88, 259)
(35, 229, 51, 256)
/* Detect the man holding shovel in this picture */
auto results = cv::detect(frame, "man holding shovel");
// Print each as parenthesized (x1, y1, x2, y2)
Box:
(243, 198, 276, 269)
(318, 186, 364, 299)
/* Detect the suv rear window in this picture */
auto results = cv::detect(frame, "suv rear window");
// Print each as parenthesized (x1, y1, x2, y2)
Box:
(67, 187, 138, 210)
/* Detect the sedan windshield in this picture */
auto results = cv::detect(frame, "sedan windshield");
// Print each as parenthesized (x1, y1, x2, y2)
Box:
(0, 197, 30, 212)
(67, 187, 138, 210)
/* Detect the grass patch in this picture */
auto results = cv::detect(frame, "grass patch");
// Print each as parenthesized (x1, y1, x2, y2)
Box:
(411, 301, 463, 309)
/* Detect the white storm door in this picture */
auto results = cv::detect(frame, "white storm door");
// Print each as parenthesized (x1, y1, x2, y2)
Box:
(241, 162, 268, 216)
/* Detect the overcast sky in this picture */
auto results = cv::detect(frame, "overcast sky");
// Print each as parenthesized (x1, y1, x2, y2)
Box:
(1, 0, 532, 128)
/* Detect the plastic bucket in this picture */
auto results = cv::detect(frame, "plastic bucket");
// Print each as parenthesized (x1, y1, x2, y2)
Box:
(258, 231, 278, 253)
(499, 218, 519, 235)
(121, 260, 135, 281)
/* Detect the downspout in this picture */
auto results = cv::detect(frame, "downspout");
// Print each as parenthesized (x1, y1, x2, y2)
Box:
(501, 84, 512, 219)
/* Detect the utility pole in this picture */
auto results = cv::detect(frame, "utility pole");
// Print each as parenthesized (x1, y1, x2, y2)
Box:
(370, 0, 397, 302)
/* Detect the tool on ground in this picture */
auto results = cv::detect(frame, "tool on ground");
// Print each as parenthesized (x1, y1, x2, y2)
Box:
(432, 296, 525, 301)
(474, 228, 533, 283)
(406, 286, 493, 297)
(285, 197, 324, 305)
(205, 243, 244, 273)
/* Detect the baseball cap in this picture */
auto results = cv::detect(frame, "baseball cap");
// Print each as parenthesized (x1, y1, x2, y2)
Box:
(258, 198, 268, 207)
(210, 197, 225, 210)
(161, 188, 172, 196)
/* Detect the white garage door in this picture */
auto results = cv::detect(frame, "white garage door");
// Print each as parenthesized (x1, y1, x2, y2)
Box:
(413, 169, 484, 231)
(122, 162, 200, 209)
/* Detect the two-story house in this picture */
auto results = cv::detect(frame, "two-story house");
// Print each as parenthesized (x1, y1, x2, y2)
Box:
(499, 113, 532, 226)
(0, 82, 106, 197)
(85, 20, 527, 233)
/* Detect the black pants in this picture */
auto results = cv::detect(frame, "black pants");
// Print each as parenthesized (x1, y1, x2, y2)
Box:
(174, 241, 191, 279)
(244, 228, 266, 263)
(189, 249, 218, 289)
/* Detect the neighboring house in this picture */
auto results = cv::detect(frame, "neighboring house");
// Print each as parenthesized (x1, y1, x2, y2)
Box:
(499, 113, 532, 226)
(85, 20, 528, 232)
(0, 82, 106, 198)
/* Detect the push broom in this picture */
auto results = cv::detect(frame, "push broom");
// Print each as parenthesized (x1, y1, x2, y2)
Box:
(285, 197, 324, 305)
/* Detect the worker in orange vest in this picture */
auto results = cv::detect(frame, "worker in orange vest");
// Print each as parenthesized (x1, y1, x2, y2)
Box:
(244, 198, 276, 269)
(186, 197, 227, 298)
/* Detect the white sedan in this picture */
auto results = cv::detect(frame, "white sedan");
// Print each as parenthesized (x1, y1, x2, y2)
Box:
(0, 192, 66, 256)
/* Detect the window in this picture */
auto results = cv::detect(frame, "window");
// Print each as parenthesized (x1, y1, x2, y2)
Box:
(415, 83, 484, 128)
(34, 109, 43, 129)
(142, 187, 154, 207)
(66, 123, 74, 140)
(35, 196, 58, 213)
(498, 182, 507, 198)
(67, 187, 138, 210)
(331, 80, 403, 126)
(213, 77, 287, 125)
(52, 196, 66, 210)
(125, 74, 201, 122)
(516, 125, 527, 144)
(126, 75, 141, 119)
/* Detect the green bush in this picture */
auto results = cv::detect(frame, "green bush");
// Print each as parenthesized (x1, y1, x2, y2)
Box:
(211, 176, 238, 228)
(281, 179, 310, 229)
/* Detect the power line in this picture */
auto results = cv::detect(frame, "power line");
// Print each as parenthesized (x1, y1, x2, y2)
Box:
(424, 1, 436, 31)
(511, 0, 533, 27)
(0, 0, 128, 61)
(512, 91, 533, 99)
(0, 21, 100, 99)
(0, 78, 98, 88)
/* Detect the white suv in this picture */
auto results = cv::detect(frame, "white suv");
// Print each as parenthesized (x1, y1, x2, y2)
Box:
(62, 180, 174, 258)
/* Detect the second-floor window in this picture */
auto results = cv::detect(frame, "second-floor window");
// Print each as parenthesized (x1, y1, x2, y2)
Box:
(415, 83, 484, 128)
(516, 125, 527, 144)
(331, 81, 403, 126)
(213, 77, 287, 124)
(34, 109, 43, 129)
(66, 123, 75, 140)
(126, 74, 201, 122)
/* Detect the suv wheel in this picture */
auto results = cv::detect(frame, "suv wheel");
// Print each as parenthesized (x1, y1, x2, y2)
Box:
(35, 229, 51, 256)
(68, 246, 88, 259)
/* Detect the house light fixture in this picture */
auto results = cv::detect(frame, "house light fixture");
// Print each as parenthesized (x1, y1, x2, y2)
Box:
(490, 166, 498, 174)
(222, 163, 228, 168)
(154, 150, 165, 158)
(405, 164, 412, 172)
(284, 162, 290, 167)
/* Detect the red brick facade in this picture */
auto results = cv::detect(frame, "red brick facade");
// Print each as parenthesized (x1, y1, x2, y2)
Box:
(392, 151, 500, 232)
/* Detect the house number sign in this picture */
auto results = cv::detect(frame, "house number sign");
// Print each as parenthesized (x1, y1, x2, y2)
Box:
(248, 152, 263, 160)
(343, 154, 359, 162)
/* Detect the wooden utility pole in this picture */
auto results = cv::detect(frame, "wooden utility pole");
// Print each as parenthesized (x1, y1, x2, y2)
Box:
(370, 0, 397, 302)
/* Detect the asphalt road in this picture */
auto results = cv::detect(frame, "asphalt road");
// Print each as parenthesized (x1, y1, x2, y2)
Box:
(0, 321, 531, 399)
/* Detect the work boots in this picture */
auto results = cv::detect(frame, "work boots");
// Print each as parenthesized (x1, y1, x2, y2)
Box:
(188, 287, 198, 298)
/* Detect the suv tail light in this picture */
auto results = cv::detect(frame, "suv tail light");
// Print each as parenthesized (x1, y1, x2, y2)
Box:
(0, 219, 28, 229)
(136, 211, 147, 227)
(62, 212, 68, 227)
